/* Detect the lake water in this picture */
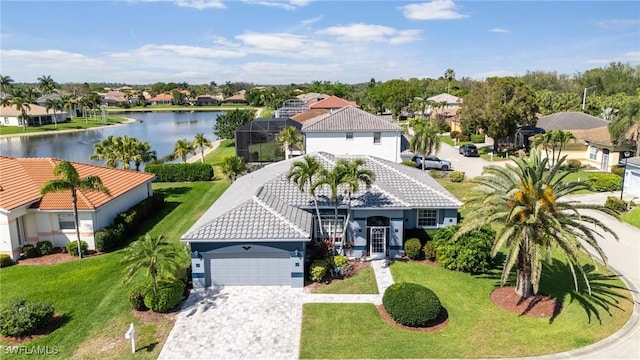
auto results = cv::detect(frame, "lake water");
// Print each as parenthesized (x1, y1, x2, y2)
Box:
(0, 111, 223, 167)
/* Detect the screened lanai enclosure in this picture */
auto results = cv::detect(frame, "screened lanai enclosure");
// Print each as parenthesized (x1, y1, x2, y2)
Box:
(235, 118, 302, 163)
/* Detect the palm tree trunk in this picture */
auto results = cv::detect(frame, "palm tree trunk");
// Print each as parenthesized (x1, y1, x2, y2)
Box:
(201, 149, 205, 163)
(333, 203, 339, 255)
(53, 109, 58, 128)
(515, 268, 533, 298)
(72, 190, 83, 258)
(341, 191, 353, 255)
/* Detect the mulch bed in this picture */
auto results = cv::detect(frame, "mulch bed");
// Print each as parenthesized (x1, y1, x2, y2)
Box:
(490, 287, 559, 318)
(0, 315, 66, 344)
(303, 260, 370, 291)
(15, 248, 100, 266)
(131, 310, 177, 322)
(377, 305, 449, 332)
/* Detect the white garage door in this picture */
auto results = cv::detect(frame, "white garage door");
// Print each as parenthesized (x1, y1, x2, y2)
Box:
(628, 171, 640, 196)
(210, 252, 291, 286)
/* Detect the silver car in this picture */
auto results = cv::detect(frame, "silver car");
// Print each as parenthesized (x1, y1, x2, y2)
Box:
(412, 155, 452, 170)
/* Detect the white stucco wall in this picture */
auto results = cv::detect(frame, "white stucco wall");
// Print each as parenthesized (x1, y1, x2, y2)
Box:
(94, 183, 153, 230)
(305, 131, 402, 162)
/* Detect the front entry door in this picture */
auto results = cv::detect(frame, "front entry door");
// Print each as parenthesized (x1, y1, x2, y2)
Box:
(601, 152, 609, 171)
(369, 227, 386, 260)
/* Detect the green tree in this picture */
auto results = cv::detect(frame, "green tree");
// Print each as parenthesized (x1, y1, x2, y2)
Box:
(609, 99, 640, 156)
(90, 136, 119, 167)
(0, 74, 14, 93)
(193, 133, 212, 163)
(62, 95, 77, 119)
(40, 161, 111, 258)
(213, 109, 255, 139)
(410, 120, 441, 171)
(338, 158, 375, 251)
(531, 130, 576, 167)
(220, 155, 247, 182)
(444, 68, 456, 94)
(311, 161, 351, 248)
(278, 126, 303, 160)
(1, 87, 32, 130)
(288, 155, 326, 237)
(132, 139, 157, 171)
(37, 75, 58, 95)
(121, 234, 183, 296)
(454, 150, 618, 298)
(44, 98, 63, 129)
(172, 138, 195, 163)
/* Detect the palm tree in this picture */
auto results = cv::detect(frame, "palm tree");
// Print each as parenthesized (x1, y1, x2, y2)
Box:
(37, 75, 58, 95)
(90, 136, 119, 167)
(444, 68, 456, 94)
(338, 158, 375, 251)
(172, 138, 195, 163)
(311, 161, 350, 249)
(40, 161, 111, 258)
(45, 98, 63, 128)
(0, 74, 14, 94)
(132, 139, 157, 171)
(193, 133, 212, 163)
(278, 126, 303, 160)
(114, 135, 137, 169)
(288, 155, 326, 238)
(410, 121, 441, 171)
(121, 234, 183, 296)
(609, 99, 640, 157)
(1, 87, 32, 131)
(63, 95, 77, 119)
(454, 150, 618, 299)
(531, 131, 554, 164)
(220, 155, 247, 182)
(551, 130, 576, 166)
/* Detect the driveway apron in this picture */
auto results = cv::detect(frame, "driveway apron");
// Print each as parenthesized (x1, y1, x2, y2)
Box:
(158, 286, 303, 360)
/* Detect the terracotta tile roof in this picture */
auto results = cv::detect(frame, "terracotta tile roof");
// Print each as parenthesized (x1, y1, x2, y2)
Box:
(290, 109, 329, 124)
(0, 157, 155, 212)
(149, 93, 173, 101)
(223, 94, 246, 102)
(309, 96, 359, 109)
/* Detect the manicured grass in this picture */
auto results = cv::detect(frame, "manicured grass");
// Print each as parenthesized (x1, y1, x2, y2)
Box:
(0, 181, 228, 359)
(204, 139, 236, 178)
(313, 267, 379, 294)
(300, 260, 633, 359)
(621, 207, 640, 228)
(439, 135, 472, 147)
(0, 116, 127, 135)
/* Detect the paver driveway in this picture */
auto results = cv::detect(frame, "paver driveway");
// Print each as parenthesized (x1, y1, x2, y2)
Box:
(158, 286, 303, 360)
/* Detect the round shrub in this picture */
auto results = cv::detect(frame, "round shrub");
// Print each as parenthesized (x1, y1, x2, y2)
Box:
(129, 286, 149, 311)
(310, 259, 330, 282)
(404, 238, 423, 260)
(22, 244, 39, 258)
(331, 255, 349, 268)
(0, 298, 55, 337)
(611, 165, 625, 178)
(382, 283, 441, 327)
(448, 171, 465, 183)
(0, 254, 14, 268)
(66, 240, 88, 257)
(432, 225, 495, 274)
(143, 280, 185, 313)
(587, 173, 622, 192)
(423, 242, 438, 261)
(36, 241, 53, 256)
(339, 262, 355, 278)
(605, 196, 627, 213)
(565, 159, 582, 171)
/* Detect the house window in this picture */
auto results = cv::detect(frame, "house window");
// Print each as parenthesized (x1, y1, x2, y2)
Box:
(316, 216, 344, 240)
(58, 213, 76, 230)
(346, 132, 353, 140)
(589, 146, 598, 160)
(417, 209, 438, 228)
(373, 132, 381, 144)
(4, 117, 8, 125)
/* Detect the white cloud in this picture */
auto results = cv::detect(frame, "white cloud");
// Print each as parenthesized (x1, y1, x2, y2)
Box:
(107, 44, 246, 60)
(587, 51, 640, 64)
(318, 24, 421, 44)
(242, 0, 310, 10)
(596, 19, 640, 28)
(175, 0, 225, 10)
(489, 28, 509, 33)
(400, 0, 468, 21)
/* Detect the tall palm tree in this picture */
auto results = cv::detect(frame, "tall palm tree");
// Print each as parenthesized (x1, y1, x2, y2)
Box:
(288, 155, 326, 238)
(552, 130, 576, 166)
(63, 95, 77, 119)
(444, 68, 456, 94)
(132, 139, 157, 171)
(0, 74, 14, 94)
(121, 234, 183, 296)
(172, 138, 195, 163)
(37, 75, 58, 95)
(40, 161, 111, 258)
(114, 135, 136, 170)
(454, 150, 618, 298)
(193, 133, 212, 163)
(311, 161, 350, 249)
(531, 131, 554, 164)
(45, 98, 63, 128)
(410, 121, 441, 171)
(90, 135, 119, 167)
(220, 155, 247, 182)
(338, 158, 375, 251)
(278, 126, 303, 160)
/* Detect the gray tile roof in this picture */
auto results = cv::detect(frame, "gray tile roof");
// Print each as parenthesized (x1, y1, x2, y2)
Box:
(182, 152, 461, 243)
(302, 106, 403, 132)
(537, 111, 609, 130)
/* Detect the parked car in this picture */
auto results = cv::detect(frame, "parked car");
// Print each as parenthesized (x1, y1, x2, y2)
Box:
(412, 155, 452, 170)
(459, 144, 479, 157)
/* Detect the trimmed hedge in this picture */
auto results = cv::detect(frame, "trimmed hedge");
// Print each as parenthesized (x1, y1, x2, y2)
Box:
(0, 298, 55, 337)
(605, 196, 627, 213)
(66, 240, 88, 257)
(423, 242, 438, 261)
(587, 173, 622, 192)
(565, 159, 582, 171)
(37, 241, 53, 256)
(404, 238, 423, 260)
(448, 171, 465, 183)
(470, 134, 485, 143)
(382, 282, 441, 327)
(22, 244, 39, 258)
(0, 254, 14, 268)
(431, 225, 495, 274)
(611, 165, 625, 178)
(129, 286, 149, 311)
(143, 281, 185, 313)
(310, 259, 330, 282)
(145, 163, 213, 182)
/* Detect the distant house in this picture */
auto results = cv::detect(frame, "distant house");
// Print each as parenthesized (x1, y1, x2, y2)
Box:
(302, 106, 403, 163)
(0, 104, 69, 127)
(100, 90, 128, 106)
(274, 98, 309, 118)
(0, 157, 156, 260)
(222, 94, 248, 105)
(36, 93, 63, 107)
(194, 95, 221, 106)
(297, 92, 330, 104)
(235, 118, 302, 163)
(149, 93, 173, 105)
(308, 96, 359, 111)
(427, 93, 463, 131)
(536, 111, 635, 171)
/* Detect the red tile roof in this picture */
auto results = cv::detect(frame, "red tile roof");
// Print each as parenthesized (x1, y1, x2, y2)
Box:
(0, 157, 155, 212)
(309, 96, 359, 109)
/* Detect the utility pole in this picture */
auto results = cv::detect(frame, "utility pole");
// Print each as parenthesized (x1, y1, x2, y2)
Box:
(582, 86, 597, 110)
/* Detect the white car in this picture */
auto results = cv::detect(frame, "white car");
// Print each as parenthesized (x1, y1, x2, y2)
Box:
(412, 155, 452, 170)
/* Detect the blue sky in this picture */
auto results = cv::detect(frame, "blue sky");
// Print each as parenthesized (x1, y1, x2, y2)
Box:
(1, 0, 639, 85)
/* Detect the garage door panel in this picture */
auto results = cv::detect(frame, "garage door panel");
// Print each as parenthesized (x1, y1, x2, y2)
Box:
(210, 251, 291, 286)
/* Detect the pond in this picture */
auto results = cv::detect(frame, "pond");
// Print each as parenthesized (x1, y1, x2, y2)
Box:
(0, 111, 223, 167)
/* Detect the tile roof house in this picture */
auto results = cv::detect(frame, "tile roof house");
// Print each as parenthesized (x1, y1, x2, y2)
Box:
(0, 103, 69, 127)
(536, 111, 635, 171)
(149, 93, 173, 105)
(182, 152, 461, 288)
(302, 106, 404, 162)
(222, 93, 248, 105)
(308, 96, 359, 111)
(0, 157, 156, 260)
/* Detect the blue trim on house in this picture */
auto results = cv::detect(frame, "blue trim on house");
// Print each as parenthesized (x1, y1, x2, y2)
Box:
(354, 217, 366, 221)
(353, 245, 366, 250)
(390, 245, 403, 250)
(390, 218, 404, 221)
(291, 272, 304, 278)
(192, 273, 205, 278)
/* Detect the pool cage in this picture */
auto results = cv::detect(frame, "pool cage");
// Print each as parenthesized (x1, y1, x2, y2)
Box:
(235, 118, 303, 163)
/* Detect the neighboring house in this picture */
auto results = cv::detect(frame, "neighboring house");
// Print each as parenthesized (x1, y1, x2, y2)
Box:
(302, 106, 404, 163)
(0, 104, 69, 127)
(0, 157, 156, 260)
(222, 94, 248, 105)
(536, 111, 635, 171)
(297, 92, 330, 104)
(182, 152, 461, 288)
(308, 96, 359, 111)
(274, 98, 309, 118)
(290, 109, 329, 125)
(622, 156, 640, 197)
(148, 93, 173, 105)
(194, 95, 220, 106)
(427, 93, 463, 131)
(36, 93, 63, 107)
(235, 118, 302, 163)
(100, 90, 128, 106)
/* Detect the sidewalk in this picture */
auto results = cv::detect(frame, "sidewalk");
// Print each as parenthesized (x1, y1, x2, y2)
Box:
(186, 139, 222, 163)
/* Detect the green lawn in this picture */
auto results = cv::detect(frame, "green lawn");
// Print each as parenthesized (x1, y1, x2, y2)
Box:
(621, 207, 640, 228)
(0, 181, 228, 359)
(300, 260, 633, 359)
(0, 116, 127, 135)
(204, 139, 236, 177)
(312, 266, 379, 294)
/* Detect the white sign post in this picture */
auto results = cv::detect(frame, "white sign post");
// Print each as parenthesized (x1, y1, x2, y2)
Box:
(124, 323, 135, 353)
